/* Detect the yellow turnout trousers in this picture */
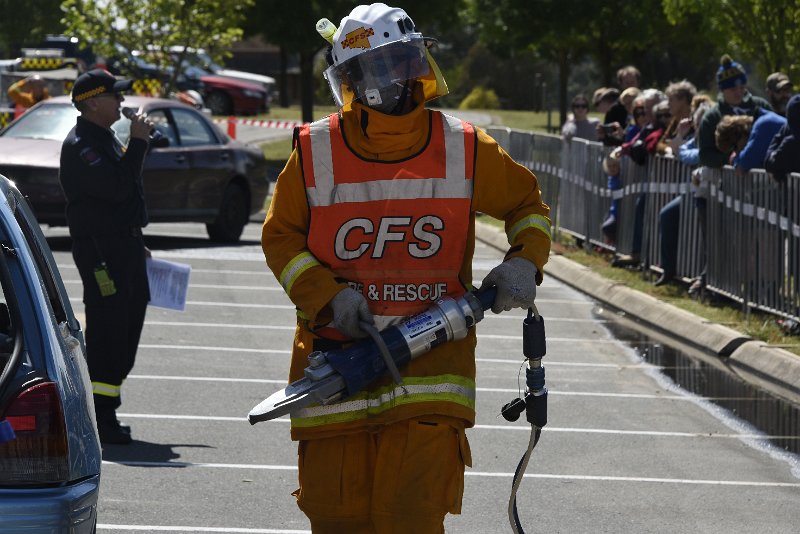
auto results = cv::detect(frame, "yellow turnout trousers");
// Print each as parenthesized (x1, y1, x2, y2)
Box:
(294, 415, 472, 533)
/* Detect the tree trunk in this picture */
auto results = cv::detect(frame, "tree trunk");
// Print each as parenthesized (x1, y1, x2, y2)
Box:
(300, 50, 314, 123)
(279, 46, 289, 108)
(558, 49, 570, 129)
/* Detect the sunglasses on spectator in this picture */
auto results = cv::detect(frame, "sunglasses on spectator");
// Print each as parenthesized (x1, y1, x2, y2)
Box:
(573, 103, 588, 109)
(633, 108, 646, 117)
(656, 113, 672, 120)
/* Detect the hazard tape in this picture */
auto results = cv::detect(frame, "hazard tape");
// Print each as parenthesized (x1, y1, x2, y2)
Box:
(0, 108, 14, 128)
(20, 57, 78, 71)
(213, 118, 304, 129)
(132, 78, 162, 97)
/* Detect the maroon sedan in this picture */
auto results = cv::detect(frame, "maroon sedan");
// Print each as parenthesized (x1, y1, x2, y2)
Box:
(0, 95, 270, 242)
(200, 75, 269, 116)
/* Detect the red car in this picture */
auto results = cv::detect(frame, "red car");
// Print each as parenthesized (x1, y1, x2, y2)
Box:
(197, 75, 268, 116)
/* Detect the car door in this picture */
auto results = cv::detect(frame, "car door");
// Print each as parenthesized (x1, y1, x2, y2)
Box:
(137, 108, 193, 217)
(170, 108, 235, 217)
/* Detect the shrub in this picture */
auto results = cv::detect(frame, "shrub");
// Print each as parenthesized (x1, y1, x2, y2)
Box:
(458, 86, 500, 110)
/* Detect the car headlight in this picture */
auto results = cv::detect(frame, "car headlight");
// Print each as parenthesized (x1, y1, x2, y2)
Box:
(242, 89, 265, 99)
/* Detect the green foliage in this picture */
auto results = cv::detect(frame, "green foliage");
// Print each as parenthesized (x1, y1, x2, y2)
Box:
(662, 0, 800, 79)
(0, 0, 64, 57)
(458, 86, 500, 109)
(60, 0, 253, 94)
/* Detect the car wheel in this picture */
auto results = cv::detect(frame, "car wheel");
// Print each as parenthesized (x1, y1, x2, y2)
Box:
(206, 91, 232, 116)
(206, 184, 248, 242)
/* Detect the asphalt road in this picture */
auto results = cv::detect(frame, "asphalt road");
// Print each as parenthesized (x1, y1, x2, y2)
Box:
(42, 221, 799, 534)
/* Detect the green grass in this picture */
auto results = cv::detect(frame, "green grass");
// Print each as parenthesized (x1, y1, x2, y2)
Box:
(252, 105, 572, 133)
(478, 215, 800, 356)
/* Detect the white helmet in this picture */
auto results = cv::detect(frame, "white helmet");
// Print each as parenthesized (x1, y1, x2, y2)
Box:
(321, 3, 448, 113)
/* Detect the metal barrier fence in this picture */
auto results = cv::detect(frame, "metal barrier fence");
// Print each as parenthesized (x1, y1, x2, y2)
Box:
(485, 127, 800, 322)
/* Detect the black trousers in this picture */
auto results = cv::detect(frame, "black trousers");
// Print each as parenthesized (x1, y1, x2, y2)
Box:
(72, 232, 150, 414)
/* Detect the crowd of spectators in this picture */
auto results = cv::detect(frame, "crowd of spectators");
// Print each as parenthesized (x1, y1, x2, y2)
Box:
(561, 58, 800, 292)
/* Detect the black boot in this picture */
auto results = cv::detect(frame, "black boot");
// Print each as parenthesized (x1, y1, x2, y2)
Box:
(95, 397, 132, 445)
(98, 421, 132, 444)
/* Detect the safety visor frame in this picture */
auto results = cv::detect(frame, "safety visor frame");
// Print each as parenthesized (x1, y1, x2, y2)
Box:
(324, 36, 430, 108)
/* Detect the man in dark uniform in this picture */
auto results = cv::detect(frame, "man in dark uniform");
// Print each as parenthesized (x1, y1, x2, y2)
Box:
(59, 69, 154, 445)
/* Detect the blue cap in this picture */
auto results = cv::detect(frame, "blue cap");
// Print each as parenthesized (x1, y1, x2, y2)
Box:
(717, 55, 747, 91)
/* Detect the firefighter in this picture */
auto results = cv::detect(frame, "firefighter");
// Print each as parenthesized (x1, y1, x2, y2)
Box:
(261, 3, 551, 532)
(7, 75, 50, 117)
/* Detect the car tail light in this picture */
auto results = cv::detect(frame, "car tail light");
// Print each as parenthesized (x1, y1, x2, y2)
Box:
(0, 382, 69, 486)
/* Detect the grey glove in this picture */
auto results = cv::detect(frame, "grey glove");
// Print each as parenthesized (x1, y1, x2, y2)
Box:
(330, 288, 375, 339)
(481, 257, 538, 314)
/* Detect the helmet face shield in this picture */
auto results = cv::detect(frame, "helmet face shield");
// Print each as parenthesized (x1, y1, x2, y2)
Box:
(324, 37, 430, 109)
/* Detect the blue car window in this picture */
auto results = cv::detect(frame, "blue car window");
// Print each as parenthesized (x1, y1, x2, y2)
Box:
(172, 108, 217, 147)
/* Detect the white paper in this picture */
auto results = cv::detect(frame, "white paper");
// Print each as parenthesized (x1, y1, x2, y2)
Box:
(146, 258, 191, 311)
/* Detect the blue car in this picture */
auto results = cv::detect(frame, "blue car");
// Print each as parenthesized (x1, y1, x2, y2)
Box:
(0, 175, 100, 532)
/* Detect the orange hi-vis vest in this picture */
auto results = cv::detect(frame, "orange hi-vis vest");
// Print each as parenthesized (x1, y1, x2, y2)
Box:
(290, 110, 479, 432)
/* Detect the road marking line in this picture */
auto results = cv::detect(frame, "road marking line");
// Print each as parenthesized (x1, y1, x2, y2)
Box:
(69, 297, 296, 310)
(129, 374, 288, 384)
(98, 525, 309, 533)
(482, 314, 605, 323)
(476, 358, 657, 369)
(139, 344, 290, 354)
(58, 264, 272, 276)
(64, 280, 285, 291)
(145, 321, 296, 330)
(122, 373, 686, 399)
(116, 413, 797, 440)
(99, 460, 800, 487)
(124, 374, 765, 403)
(480, 387, 685, 399)
(483, 334, 618, 343)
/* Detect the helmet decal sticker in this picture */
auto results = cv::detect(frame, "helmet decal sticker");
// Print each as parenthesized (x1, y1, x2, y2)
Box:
(342, 27, 375, 50)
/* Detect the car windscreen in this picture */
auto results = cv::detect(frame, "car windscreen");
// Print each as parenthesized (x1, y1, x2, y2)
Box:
(2, 103, 134, 144)
(1, 104, 79, 141)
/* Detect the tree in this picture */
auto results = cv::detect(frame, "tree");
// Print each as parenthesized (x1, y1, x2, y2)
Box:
(473, 0, 597, 125)
(663, 0, 800, 79)
(0, 0, 64, 57)
(243, 0, 465, 122)
(61, 0, 253, 95)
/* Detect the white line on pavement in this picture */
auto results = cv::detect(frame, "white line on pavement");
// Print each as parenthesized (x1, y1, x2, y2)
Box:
(145, 321, 296, 331)
(476, 358, 656, 369)
(57, 264, 271, 276)
(69, 297, 295, 309)
(99, 460, 800, 487)
(139, 344, 290, 354)
(97, 525, 309, 533)
(129, 374, 287, 384)
(62, 279, 283, 291)
(116, 413, 798, 440)
(123, 374, 762, 403)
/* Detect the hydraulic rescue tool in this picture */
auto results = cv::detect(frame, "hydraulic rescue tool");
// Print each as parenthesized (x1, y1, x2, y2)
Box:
(248, 286, 498, 423)
(248, 285, 548, 534)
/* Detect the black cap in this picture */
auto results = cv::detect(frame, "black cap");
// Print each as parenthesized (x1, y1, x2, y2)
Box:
(71, 69, 133, 103)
